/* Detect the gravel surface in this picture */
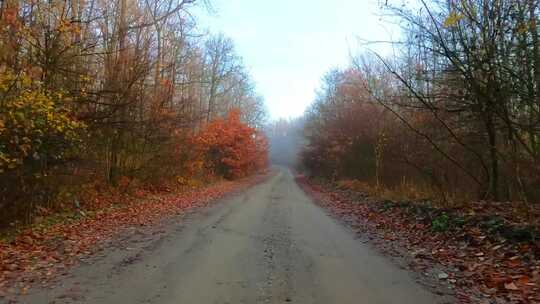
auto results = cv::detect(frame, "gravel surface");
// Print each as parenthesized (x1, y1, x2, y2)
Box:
(13, 167, 450, 304)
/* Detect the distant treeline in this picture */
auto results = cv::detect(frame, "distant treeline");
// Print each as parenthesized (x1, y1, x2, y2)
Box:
(266, 118, 305, 168)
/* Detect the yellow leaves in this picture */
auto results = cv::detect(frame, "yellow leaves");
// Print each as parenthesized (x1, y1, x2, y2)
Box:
(79, 75, 92, 83)
(0, 70, 85, 172)
(57, 19, 71, 33)
(0, 71, 16, 92)
(0, 151, 19, 170)
(56, 19, 81, 44)
(516, 22, 533, 35)
(21, 75, 32, 87)
(444, 11, 464, 28)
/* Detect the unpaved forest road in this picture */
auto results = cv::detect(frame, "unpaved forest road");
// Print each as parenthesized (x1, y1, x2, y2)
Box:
(16, 167, 450, 304)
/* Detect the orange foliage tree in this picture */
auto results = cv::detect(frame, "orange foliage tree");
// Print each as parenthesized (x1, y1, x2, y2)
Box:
(190, 109, 268, 179)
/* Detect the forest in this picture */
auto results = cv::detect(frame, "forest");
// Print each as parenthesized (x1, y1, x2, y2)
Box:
(0, 0, 268, 227)
(288, 2, 540, 300)
(301, 0, 540, 205)
(1, 0, 540, 302)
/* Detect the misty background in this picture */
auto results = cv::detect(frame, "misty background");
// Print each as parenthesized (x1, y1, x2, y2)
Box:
(265, 119, 306, 168)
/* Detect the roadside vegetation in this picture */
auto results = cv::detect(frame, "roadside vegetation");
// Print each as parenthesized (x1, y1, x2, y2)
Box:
(302, 1, 540, 205)
(297, 1, 540, 302)
(0, 0, 268, 293)
(0, 0, 268, 230)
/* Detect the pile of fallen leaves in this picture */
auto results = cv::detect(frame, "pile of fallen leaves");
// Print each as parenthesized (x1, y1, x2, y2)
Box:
(296, 175, 540, 304)
(0, 173, 267, 296)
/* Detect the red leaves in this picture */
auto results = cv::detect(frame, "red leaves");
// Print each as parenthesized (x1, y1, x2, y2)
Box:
(1, 7, 19, 27)
(505, 281, 519, 291)
(296, 176, 540, 304)
(0, 175, 263, 294)
(190, 108, 268, 179)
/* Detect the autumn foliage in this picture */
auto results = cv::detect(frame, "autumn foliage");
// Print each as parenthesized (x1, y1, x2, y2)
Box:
(0, 175, 267, 295)
(297, 177, 540, 303)
(0, 71, 84, 172)
(0, 1, 268, 227)
(301, 1, 540, 205)
(190, 109, 268, 179)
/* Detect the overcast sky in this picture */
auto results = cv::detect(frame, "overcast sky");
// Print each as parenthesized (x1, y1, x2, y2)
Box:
(194, 0, 396, 119)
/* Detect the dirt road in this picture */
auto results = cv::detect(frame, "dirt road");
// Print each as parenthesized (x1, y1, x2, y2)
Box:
(17, 167, 449, 304)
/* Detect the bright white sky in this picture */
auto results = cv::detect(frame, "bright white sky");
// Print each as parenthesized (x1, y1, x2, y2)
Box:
(194, 0, 395, 119)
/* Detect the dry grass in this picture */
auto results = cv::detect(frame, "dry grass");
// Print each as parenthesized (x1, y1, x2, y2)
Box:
(336, 179, 472, 207)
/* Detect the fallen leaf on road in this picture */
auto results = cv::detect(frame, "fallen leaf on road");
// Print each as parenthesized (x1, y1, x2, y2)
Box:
(504, 282, 519, 291)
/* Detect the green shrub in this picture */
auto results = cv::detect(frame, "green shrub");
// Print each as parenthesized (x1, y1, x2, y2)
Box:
(432, 213, 450, 232)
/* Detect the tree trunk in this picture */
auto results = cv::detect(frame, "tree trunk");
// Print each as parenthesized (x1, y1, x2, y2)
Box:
(486, 113, 500, 201)
(529, 0, 540, 155)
